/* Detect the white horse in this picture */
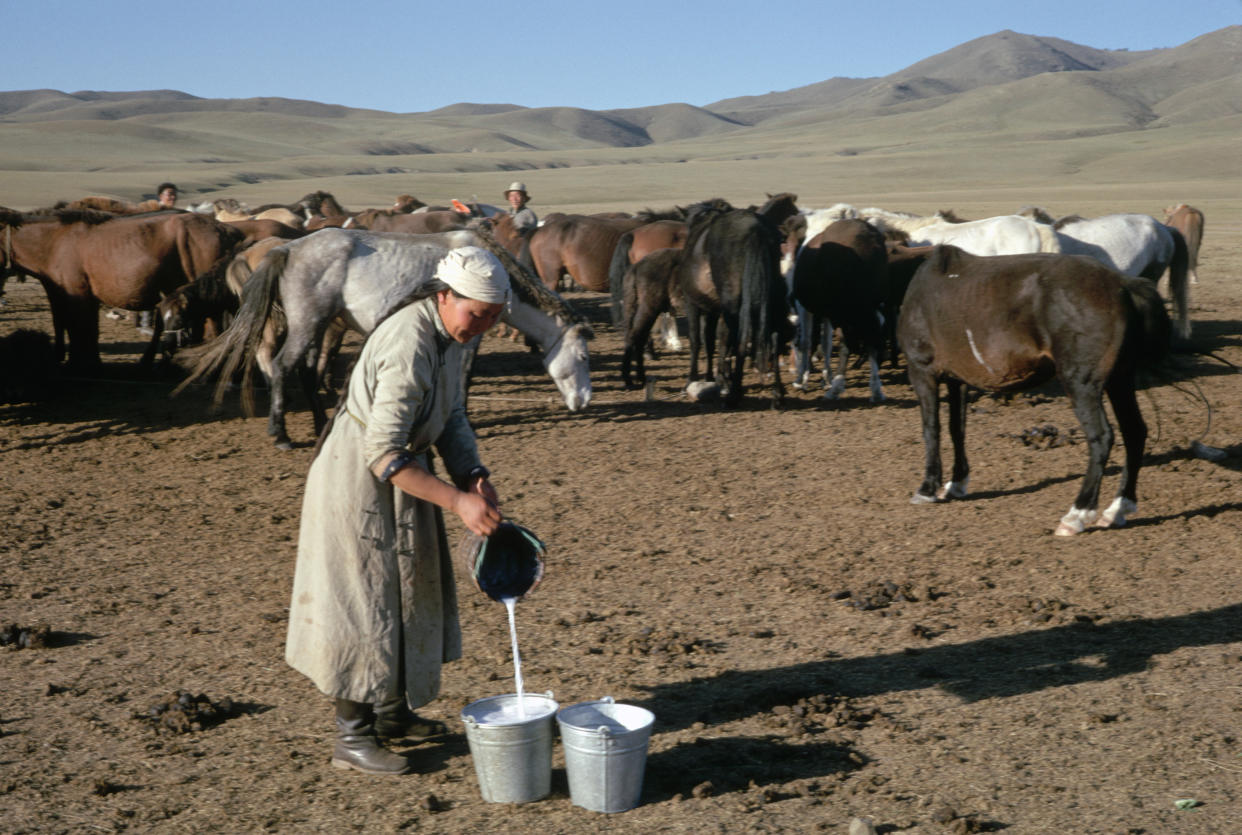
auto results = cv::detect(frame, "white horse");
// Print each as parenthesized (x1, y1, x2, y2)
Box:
(179, 226, 593, 447)
(860, 208, 1061, 255)
(1049, 213, 1191, 337)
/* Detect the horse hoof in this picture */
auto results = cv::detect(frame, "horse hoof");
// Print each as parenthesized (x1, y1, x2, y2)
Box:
(274, 439, 294, 451)
(910, 492, 939, 505)
(1055, 506, 1098, 536)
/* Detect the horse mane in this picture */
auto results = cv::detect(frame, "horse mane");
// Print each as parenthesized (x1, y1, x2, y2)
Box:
(635, 207, 687, 222)
(1052, 214, 1086, 230)
(0, 207, 25, 226)
(1017, 206, 1057, 225)
(684, 198, 734, 230)
(936, 209, 968, 223)
(468, 219, 590, 330)
(754, 192, 798, 217)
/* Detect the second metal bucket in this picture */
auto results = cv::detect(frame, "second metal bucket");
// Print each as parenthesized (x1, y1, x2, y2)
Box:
(460, 693, 558, 803)
(556, 697, 655, 813)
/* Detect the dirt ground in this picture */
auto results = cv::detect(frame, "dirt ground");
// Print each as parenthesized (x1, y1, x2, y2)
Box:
(2, 225, 1241, 834)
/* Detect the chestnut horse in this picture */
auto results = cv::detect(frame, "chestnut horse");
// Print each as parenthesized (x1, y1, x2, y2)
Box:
(1163, 204, 1205, 285)
(515, 214, 645, 294)
(898, 246, 1171, 536)
(0, 208, 244, 369)
(355, 210, 472, 234)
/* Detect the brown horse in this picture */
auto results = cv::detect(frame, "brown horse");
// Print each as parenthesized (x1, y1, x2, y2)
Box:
(519, 214, 645, 294)
(358, 210, 472, 234)
(1163, 203, 1205, 285)
(222, 218, 306, 246)
(790, 219, 890, 401)
(618, 247, 686, 387)
(0, 207, 244, 369)
(607, 219, 689, 322)
(675, 198, 789, 405)
(898, 245, 1171, 536)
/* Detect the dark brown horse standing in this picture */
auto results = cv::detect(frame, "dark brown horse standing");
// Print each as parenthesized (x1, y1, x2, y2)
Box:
(897, 245, 1172, 536)
(676, 198, 790, 405)
(618, 247, 685, 388)
(790, 218, 890, 401)
(0, 208, 244, 369)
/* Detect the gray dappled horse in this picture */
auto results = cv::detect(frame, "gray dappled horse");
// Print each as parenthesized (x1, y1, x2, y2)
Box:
(179, 226, 593, 448)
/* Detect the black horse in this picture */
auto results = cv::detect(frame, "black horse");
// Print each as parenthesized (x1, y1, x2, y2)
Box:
(897, 245, 1172, 536)
(675, 198, 790, 406)
(790, 219, 890, 401)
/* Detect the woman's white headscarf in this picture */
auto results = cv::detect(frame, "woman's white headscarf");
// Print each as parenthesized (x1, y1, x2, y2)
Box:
(435, 246, 510, 304)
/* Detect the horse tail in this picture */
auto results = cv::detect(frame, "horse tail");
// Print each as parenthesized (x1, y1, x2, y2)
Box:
(173, 246, 289, 412)
(1163, 226, 1191, 339)
(739, 222, 781, 374)
(1121, 276, 1173, 370)
(608, 230, 635, 325)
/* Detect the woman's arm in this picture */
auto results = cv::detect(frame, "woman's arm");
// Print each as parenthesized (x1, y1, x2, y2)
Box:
(388, 462, 501, 536)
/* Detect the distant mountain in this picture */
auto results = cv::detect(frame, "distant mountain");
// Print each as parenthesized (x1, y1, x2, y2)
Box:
(0, 26, 1236, 197)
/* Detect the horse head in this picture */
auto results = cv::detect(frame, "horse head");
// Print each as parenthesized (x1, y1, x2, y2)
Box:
(541, 320, 593, 412)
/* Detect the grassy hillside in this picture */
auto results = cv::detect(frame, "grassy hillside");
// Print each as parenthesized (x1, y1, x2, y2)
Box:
(0, 27, 1237, 217)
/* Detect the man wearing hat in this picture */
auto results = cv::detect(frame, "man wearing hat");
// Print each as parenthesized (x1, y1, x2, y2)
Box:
(503, 181, 538, 233)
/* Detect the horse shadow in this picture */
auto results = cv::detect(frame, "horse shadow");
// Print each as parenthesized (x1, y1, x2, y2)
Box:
(0, 349, 266, 445)
(629, 598, 1242, 730)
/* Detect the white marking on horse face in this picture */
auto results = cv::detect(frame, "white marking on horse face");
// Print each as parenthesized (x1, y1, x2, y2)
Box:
(544, 326, 592, 411)
(965, 328, 996, 375)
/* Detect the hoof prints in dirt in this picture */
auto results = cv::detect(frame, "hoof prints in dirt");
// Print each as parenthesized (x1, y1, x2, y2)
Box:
(135, 691, 256, 733)
(0, 623, 50, 649)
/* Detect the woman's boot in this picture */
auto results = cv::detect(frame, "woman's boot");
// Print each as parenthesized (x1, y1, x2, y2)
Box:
(373, 697, 448, 740)
(332, 699, 411, 775)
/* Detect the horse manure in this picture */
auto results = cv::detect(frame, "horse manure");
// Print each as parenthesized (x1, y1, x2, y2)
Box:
(0, 623, 51, 649)
(1015, 423, 1079, 449)
(134, 691, 241, 734)
(841, 580, 921, 611)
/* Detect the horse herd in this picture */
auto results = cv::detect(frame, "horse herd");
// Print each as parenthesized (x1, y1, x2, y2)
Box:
(0, 191, 1207, 536)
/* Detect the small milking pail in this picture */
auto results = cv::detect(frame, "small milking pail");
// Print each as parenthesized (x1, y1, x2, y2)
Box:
(460, 693, 558, 803)
(556, 697, 656, 813)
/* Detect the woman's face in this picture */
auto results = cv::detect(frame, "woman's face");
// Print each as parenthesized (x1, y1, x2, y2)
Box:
(436, 290, 504, 343)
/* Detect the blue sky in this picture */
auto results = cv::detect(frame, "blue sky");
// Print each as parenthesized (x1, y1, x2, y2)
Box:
(8, 1, 1239, 113)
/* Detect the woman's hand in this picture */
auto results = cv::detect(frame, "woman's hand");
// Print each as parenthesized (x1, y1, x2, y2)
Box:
(453, 490, 502, 537)
(472, 476, 499, 508)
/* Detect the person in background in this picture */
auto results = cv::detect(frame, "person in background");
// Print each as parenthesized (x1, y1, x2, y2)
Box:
(503, 182, 538, 233)
(156, 182, 178, 209)
(106, 182, 179, 329)
(285, 246, 510, 776)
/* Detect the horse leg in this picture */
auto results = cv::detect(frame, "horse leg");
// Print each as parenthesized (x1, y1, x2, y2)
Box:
(139, 309, 166, 370)
(622, 297, 661, 389)
(792, 302, 813, 389)
(717, 312, 743, 405)
(1054, 383, 1113, 536)
(941, 379, 969, 499)
(824, 321, 848, 400)
(685, 305, 702, 384)
(1094, 376, 1145, 529)
(866, 344, 885, 403)
(656, 312, 682, 352)
(907, 365, 944, 503)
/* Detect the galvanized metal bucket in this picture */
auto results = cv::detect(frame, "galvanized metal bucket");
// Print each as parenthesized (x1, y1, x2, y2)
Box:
(556, 697, 655, 813)
(460, 693, 558, 803)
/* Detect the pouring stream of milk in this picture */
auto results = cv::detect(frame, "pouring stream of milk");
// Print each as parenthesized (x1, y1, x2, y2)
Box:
(503, 597, 526, 719)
